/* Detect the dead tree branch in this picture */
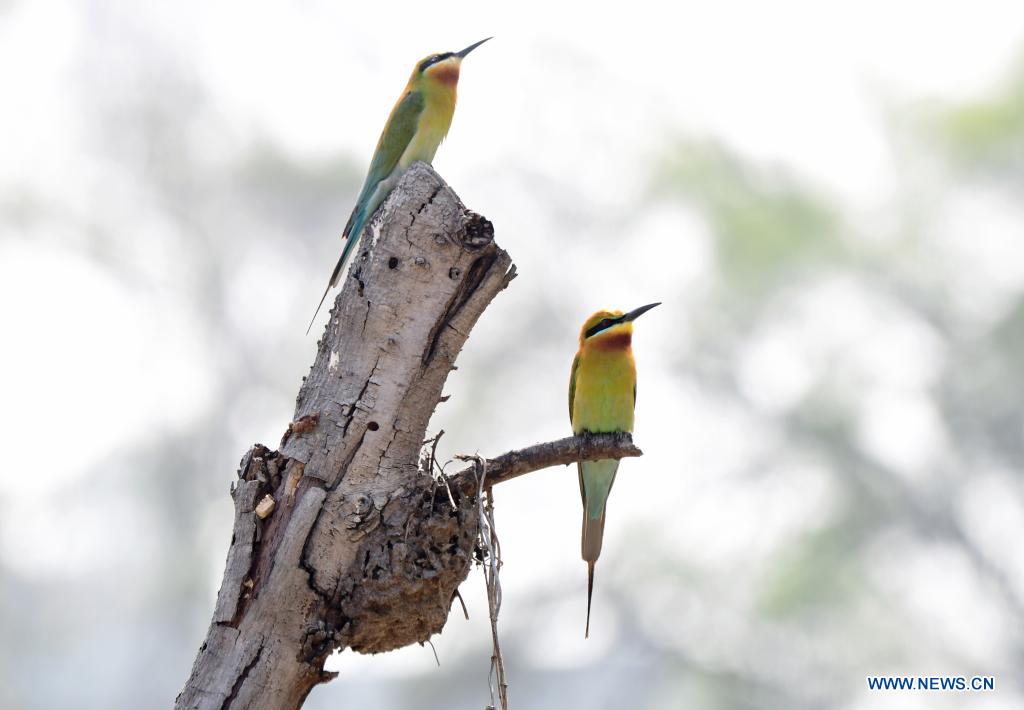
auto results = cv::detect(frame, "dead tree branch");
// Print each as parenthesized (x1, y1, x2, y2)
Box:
(451, 432, 642, 494)
(174, 164, 642, 710)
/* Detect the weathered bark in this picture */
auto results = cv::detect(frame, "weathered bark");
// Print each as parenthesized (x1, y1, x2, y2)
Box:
(450, 432, 642, 493)
(175, 164, 642, 710)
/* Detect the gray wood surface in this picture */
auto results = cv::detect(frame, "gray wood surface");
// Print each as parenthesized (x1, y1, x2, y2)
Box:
(175, 164, 641, 709)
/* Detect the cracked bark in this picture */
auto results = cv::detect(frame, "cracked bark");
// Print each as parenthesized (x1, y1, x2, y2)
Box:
(175, 163, 642, 710)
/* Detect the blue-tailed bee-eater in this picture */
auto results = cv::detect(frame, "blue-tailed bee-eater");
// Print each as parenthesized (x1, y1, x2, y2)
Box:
(308, 37, 492, 333)
(569, 302, 660, 636)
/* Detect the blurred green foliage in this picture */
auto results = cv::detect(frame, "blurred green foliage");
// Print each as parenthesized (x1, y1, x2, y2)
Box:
(660, 142, 842, 294)
(941, 63, 1024, 173)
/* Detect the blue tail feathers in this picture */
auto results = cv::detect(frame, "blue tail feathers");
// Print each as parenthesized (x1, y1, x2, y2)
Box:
(306, 207, 370, 335)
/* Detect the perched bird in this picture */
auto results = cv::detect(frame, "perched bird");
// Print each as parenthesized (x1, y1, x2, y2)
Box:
(569, 302, 660, 637)
(308, 37, 492, 333)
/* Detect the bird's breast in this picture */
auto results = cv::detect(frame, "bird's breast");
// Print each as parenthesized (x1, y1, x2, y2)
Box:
(400, 90, 457, 168)
(572, 349, 636, 435)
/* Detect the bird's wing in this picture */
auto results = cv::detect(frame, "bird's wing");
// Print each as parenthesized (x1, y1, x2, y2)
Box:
(568, 352, 580, 425)
(344, 90, 426, 239)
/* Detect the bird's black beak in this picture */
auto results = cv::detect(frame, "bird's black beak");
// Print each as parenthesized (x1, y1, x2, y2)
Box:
(622, 302, 661, 323)
(456, 37, 492, 58)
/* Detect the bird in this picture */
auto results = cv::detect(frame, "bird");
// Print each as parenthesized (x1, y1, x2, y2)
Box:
(568, 302, 660, 637)
(307, 37, 492, 334)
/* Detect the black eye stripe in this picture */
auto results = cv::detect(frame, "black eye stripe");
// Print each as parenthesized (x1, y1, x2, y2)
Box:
(585, 318, 618, 338)
(418, 52, 454, 73)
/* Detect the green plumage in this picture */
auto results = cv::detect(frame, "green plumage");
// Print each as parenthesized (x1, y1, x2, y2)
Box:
(569, 318, 638, 638)
(308, 39, 492, 333)
(569, 303, 658, 637)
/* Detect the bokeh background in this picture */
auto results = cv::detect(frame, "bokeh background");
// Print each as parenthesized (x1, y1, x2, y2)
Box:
(3, 1, 1024, 708)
